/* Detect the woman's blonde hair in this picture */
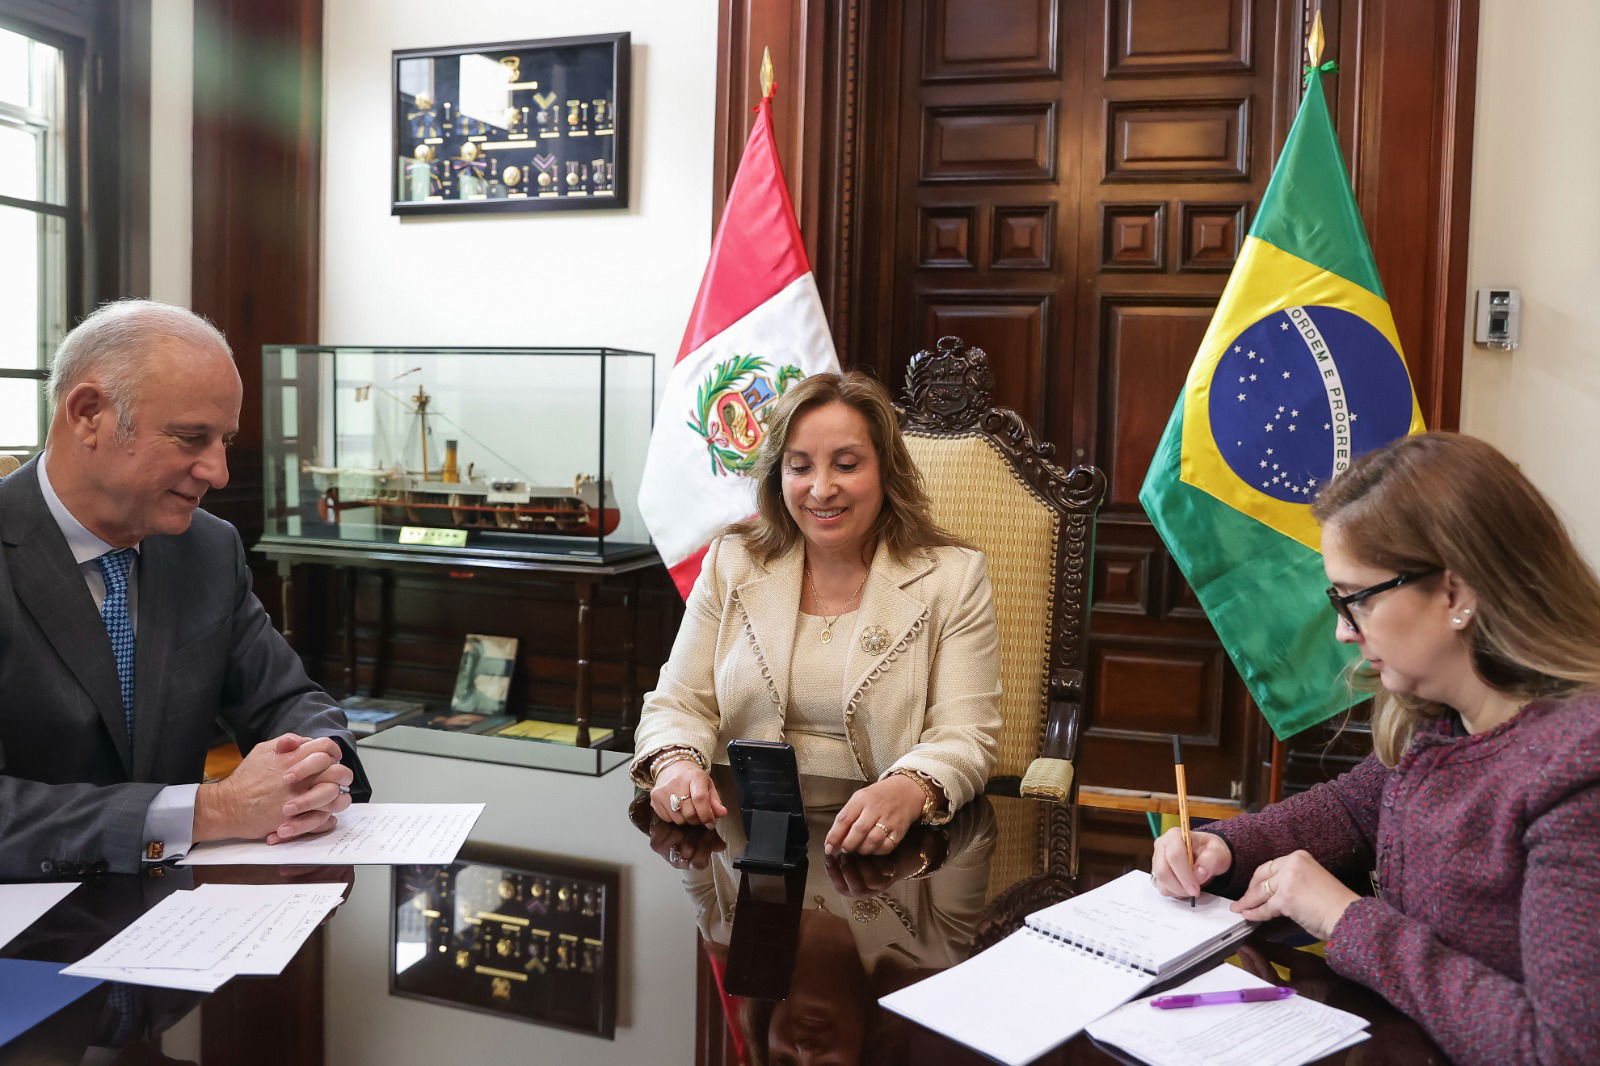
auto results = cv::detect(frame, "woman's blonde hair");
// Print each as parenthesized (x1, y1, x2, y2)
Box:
(1311, 431, 1600, 765)
(727, 370, 967, 565)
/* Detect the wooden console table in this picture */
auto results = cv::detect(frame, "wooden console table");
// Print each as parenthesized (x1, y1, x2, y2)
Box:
(255, 534, 665, 748)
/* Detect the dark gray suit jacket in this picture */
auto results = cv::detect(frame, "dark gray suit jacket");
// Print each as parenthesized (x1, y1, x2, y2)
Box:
(0, 456, 365, 878)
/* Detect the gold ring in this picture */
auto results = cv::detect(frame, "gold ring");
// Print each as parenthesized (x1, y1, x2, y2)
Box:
(873, 821, 890, 835)
(1264, 878, 1276, 897)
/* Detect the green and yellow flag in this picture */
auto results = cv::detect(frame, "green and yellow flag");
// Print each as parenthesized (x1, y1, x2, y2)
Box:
(1138, 50, 1424, 740)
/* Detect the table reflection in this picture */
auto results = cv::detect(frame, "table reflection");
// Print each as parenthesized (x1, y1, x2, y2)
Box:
(632, 769, 1446, 1066)
(0, 866, 353, 1066)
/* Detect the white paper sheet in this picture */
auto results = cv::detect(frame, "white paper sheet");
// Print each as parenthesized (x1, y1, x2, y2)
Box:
(63, 890, 279, 972)
(0, 882, 79, 950)
(61, 884, 348, 991)
(176, 803, 485, 866)
(1085, 963, 1371, 1066)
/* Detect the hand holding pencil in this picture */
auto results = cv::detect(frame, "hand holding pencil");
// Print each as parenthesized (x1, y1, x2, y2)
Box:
(1151, 735, 1233, 902)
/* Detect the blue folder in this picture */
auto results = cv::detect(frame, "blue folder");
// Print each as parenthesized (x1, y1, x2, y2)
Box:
(0, 958, 103, 1047)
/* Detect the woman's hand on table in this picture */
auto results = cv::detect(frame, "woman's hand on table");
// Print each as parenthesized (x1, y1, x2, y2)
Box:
(824, 774, 924, 856)
(1151, 828, 1232, 899)
(651, 760, 727, 826)
(1231, 850, 1358, 941)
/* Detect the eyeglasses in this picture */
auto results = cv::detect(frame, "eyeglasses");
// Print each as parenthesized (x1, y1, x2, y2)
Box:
(1324, 568, 1442, 634)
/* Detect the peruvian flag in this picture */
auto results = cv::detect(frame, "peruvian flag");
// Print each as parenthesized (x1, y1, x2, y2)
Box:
(639, 91, 839, 599)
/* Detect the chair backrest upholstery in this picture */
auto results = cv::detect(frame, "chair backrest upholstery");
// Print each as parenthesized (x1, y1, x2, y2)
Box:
(898, 336, 1105, 791)
(0, 455, 21, 479)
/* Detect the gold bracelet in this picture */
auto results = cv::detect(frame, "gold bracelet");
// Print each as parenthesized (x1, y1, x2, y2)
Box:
(648, 747, 704, 782)
(889, 768, 943, 823)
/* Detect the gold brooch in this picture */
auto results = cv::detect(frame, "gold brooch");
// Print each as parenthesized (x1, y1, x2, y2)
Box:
(859, 624, 891, 655)
(850, 898, 882, 923)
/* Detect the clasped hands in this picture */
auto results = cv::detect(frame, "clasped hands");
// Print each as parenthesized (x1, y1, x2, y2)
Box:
(1151, 829, 1358, 941)
(650, 762, 926, 856)
(195, 734, 355, 846)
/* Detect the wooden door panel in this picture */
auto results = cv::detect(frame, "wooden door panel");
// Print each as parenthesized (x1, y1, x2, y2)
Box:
(1096, 298, 1214, 510)
(922, 103, 1060, 182)
(918, 293, 1053, 431)
(924, 0, 1060, 81)
(1107, 0, 1254, 76)
(1105, 99, 1252, 182)
(1090, 640, 1228, 742)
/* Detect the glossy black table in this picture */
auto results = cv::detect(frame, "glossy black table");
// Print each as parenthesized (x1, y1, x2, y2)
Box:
(632, 767, 1447, 1066)
(1, 766, 1443, 1066)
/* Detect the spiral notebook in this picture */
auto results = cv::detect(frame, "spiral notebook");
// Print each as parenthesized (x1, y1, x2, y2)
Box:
(879, 870, 1253, 1066)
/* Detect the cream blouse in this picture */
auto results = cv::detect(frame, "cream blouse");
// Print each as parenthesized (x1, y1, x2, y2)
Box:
(785, 610, 863, 780)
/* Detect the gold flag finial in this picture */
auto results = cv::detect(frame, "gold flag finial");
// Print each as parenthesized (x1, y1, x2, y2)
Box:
(760, 47, 775, 99)
(1307, 8, 1326, 67)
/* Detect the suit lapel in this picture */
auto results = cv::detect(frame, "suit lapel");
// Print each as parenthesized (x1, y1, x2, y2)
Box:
(2, 459, 133, 774)
(131, 535, 176, 780)
(733, 546, 804, 716)
(841, 546, 934, 711)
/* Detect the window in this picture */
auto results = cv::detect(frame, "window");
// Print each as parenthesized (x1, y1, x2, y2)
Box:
(0, 23, 68, 456)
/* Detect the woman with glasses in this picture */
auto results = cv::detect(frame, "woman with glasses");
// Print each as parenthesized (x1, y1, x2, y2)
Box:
(1151, 432, 1600, 1065)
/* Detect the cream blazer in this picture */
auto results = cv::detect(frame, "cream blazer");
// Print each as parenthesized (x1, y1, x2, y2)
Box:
(631, 535, 1003, 817)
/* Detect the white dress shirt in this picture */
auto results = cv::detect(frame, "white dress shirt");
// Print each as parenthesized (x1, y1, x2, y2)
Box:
(37, 452, 198, 861)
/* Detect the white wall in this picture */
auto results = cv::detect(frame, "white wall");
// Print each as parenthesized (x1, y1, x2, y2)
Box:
(320, 0, 716, 365)
(1458, 0, 1600, 564)
(148, 0, 192, 305)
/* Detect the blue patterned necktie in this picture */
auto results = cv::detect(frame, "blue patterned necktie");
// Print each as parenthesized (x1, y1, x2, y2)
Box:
(97, 548, 137, 737)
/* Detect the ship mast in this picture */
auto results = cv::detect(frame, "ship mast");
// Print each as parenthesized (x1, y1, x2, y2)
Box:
(413, 385, 431, 480)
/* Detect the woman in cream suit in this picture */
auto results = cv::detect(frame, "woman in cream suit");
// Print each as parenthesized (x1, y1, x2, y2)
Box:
(631, 372, 1002, 854)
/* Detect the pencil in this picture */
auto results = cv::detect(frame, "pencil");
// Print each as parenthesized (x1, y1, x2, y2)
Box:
(1172, 735, 1195, 908)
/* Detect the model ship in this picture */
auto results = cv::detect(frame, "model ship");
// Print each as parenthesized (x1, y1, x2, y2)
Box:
(304, 382, 620, 537)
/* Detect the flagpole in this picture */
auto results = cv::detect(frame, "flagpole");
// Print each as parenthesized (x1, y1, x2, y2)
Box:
(760, 46, 775, 100)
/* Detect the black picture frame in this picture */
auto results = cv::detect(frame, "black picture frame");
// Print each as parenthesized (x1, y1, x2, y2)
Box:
(390, 843, 620, 1038)
(391, 32, 630, 216)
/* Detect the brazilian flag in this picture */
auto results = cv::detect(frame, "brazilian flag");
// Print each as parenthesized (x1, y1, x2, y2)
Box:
(1139, 66, 1424, 740)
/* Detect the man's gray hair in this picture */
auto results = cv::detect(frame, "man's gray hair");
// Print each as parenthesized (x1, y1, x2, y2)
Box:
(46, 299, 233, 440)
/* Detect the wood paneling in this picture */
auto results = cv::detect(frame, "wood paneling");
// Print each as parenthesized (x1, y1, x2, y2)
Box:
(922, 103, 1059, 182)
(923, 0, 1058, 81)
(716, 0, 1479, 806)
(1107, 0, 1252, 76)
(1099, 203, 1165, 271)
(1180, 201, 1247, 271)
(1105, 99, 1250, 182)
(919, 293, 1051, 431)
(1091, 642, 1226, 742)
(190, 0, 322, 544)
(992, 204, 1054, 269)
(1097, 299, 1214, 508)
(919, 206, 977, 268)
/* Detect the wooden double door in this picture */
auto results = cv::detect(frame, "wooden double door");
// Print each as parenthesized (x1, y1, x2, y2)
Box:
(717, 0, 1477, 804)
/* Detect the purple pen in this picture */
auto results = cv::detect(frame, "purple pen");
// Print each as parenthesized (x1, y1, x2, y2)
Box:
(1150, 987, 1297, 1009)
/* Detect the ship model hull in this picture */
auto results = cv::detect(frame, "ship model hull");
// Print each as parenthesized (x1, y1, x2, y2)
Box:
(311, 472, 620, 538)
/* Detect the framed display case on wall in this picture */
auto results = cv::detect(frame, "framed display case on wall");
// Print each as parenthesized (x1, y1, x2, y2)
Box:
(392, 32, 629, 216)
(391, 845, 619, 1037)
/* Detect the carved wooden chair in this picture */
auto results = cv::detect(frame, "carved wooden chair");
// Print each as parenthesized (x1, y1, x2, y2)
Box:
(898, 336, 1106, 815)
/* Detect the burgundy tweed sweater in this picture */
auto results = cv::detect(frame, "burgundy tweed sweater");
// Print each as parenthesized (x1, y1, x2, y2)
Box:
(1209, 694, 1600, 1065)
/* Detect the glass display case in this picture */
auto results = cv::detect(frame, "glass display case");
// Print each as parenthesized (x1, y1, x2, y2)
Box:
(262, 345, 655, 563)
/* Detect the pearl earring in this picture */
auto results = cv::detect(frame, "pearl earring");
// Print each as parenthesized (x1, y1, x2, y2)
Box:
(1452, 616, 1463, 626)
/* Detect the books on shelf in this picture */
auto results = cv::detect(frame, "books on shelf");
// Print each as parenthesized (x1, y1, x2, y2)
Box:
(337, 696, 426, 735)
(879, 870, 1255, 1066)
(418, 712, 514, 734)
(489, 718, 614, 747)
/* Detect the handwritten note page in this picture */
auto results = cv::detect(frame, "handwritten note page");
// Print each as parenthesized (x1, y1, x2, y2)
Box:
(1085, 963, 1371, 1066)
(177, 803, 485, 865)
(62, 884, 348, 992)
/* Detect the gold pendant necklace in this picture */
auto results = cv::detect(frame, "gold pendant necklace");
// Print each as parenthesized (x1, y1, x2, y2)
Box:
(805, 567, 868, 644)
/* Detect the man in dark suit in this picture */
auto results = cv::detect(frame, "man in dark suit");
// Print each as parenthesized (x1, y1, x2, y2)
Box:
(0, 300, 368, 879)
